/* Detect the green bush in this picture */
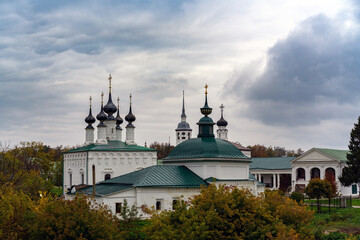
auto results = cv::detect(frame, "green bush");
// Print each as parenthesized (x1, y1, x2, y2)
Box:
(321, 231, 348, 240)
(290, 191, 304, 203)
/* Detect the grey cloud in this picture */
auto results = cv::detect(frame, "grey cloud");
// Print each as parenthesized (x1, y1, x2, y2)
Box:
(229, 14, 360, 126)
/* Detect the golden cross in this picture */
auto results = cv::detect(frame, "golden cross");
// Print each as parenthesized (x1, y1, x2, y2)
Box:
(108, 74, 112, 93)
(89, 96, 92, 108)
(205, 84, 208, 95)
(130, 93, 132, 105)
(117, 97, 120, 108)
(101, 92, 104, 104)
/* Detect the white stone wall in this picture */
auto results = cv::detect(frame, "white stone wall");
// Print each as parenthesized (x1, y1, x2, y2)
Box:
(63, 152, 87, 192)
(63, 151, 157, 191)
(87, 151, 157, 184)
(166, 161, 249, 180)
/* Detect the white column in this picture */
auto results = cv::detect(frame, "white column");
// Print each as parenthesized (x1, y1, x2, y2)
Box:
(258, 174, 262, 182)
(105, 120, 116, 140)
(96, 126, 107, 144)
(126, 126, 136, 145)
(85, 128, 94, 145)
(277, 174, 280, 189)
(116, 128, 122, 141)
(273, 174, 276, 189)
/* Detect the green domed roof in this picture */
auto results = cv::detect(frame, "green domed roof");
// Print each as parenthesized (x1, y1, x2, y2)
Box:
(163, 138, 249, 161)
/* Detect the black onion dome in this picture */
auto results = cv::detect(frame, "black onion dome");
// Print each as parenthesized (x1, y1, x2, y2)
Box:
(104, 93, 117, 119)
(125, 105, 136, 123)
(116, 108, 123, 125)
(217, 117, 228, 127)
(96, 105, 107, 122)
(85, 108, 96, 124)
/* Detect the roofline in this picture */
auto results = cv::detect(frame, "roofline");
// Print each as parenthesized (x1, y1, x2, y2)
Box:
(163, 158, 251, 163)
(64, 149, 156, 154)
(250, 167, 292, 170)
(291, 147, 344, 163)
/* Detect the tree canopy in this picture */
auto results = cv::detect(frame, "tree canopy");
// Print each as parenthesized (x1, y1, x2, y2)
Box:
(339, 116, 360, 194)
(144, 185, 314, 240)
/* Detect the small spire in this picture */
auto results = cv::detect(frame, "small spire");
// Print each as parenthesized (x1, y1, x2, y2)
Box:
(220, 104, 225, 118)
(181, 90, 186, 119)
(117, 97, 120, 109)
(108, 74, 112, 93)
(205, 84, 208, 95)
(101, 92, 104, 105)
(89, 96, 92, 108)
(130, 93, 132, 106)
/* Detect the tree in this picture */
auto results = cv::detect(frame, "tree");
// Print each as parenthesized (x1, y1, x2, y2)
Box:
(144, 185, 314, 240)
(149, 142, 174, 159)
(339, 116, 360, 196)
(249, 144, 268, 157)
(304, 178, 332, 213)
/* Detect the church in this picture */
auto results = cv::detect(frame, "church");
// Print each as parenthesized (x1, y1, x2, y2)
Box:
(64, 76, 264, 216)
(64, 75, 358, 217)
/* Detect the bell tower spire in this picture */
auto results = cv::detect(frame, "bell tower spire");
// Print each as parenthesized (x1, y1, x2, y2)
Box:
(175, 91, 192, 145)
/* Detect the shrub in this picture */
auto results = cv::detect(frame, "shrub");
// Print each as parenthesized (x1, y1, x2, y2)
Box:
(290, 191, 304, 203)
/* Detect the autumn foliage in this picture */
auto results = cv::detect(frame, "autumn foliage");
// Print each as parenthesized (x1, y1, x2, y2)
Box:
(144, 185, 314, 240)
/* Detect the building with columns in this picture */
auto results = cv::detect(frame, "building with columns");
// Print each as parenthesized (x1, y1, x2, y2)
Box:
(291, 148, 358, 196)
(250, 157, 294, 191)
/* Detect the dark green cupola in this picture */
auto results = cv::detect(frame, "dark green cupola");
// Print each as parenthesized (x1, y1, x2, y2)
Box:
(197, 84, 215, 138)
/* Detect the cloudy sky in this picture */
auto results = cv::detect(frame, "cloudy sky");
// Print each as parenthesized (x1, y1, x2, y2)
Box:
(0, 0, 359, 151)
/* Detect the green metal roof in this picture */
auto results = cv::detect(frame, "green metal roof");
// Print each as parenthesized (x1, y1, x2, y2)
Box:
(76, 165, 208, 197)
(314, 148, 349, 162)
(163, 138, 249, 161)
(250, 157, 295, 170)
(204, 173, 266, 186)
(64, 140, 156, 153)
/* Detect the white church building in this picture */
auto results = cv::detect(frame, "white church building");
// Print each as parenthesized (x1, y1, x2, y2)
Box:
(64, 80, 264, 217)
(64, 76, 358, 219)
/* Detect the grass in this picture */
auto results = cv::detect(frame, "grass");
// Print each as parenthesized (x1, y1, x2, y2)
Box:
(311, 207, 360, 236)
(305, 198, 360, 206)
(50, 187, 63, 197)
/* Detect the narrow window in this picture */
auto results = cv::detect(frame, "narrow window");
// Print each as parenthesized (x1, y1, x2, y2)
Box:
(172, 199, 178, 210)
(156, 200, 162, 210)
(81, 174, 84, 184)
(70, 174, 72, 186)
(115, 203, 122, 213)
(105, 174, 111, 180)
(352, 185, 358, 194)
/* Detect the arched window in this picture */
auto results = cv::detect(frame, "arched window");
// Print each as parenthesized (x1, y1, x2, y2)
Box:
(69, 173, 72, 186)
(325, 168, 336, 181)
(81, 174, 84, 184)
(105, 174, 111, 180)
(296, 168, 305, 180)
(188, 132, 190, 138)
(311, 168, 320, 179)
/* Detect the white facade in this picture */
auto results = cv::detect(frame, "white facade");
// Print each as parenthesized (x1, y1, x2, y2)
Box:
(63, 151, 157, 190)
(291, 148, 359, 196)
(216, 126, 228, 140)
(165, 160, 250, 180)
(176, 130, 192, 145)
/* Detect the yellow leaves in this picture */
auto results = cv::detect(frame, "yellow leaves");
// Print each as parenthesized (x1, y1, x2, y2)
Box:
(145, 185, 315, 240)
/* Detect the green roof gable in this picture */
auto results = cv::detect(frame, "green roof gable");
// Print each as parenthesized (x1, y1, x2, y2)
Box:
(65, 140, 156, 153)
(77, 165, 208, 197)
(164, 138, 248, 161)
(314, 148, 349, 162)
(250, 157, 295, 170)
